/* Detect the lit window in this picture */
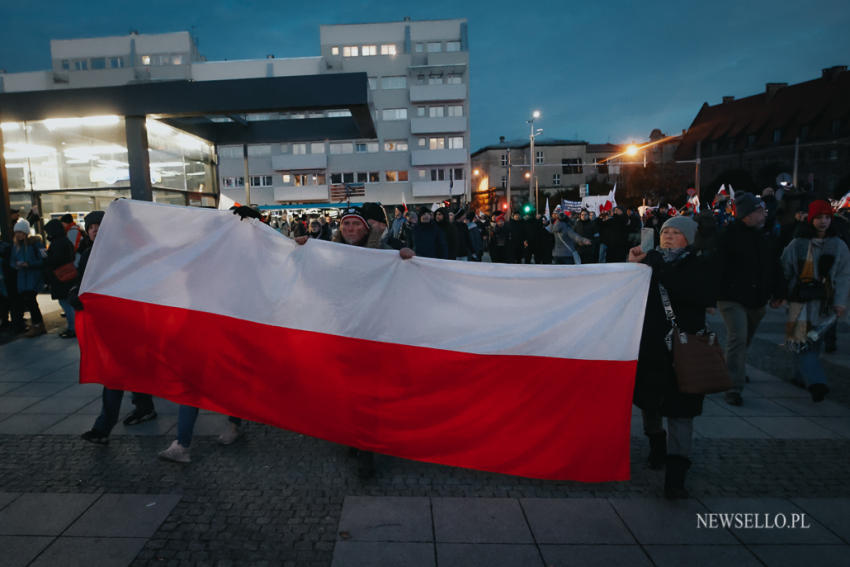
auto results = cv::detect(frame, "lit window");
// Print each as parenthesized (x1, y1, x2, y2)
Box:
(141, 55, 151, 65)
(385, 170, 409, 182)
(429, 138, 445, 150)
(416, 107, 426, 117)
(172, 55, 183, 65)
(418, 169, 427, 179)
(369, 172, 380, 182)
(380, 44, 397, 55)
(331, 46, 339, 55)
(380, 76, 407, 89)
(418, 138, 426, 147)
(362, 45, 377, 56)
(553, 173, 561, 186)
(343, 46, 359, 57)
(310, 143, 325, 154)
(448, 137, 464, 149)
(415, 43, 424, 53)
(428, 107, 445, 118)
(446, 41, 461, 52)
(382, 109, 408, 121)
(427, 42, 442, 53)
(446, 75, 462, 85)
(447, 105, 463, 117)
(384, 140, 409, 152)
(282, 174, 291, 183)
(293, 144, 307, 155)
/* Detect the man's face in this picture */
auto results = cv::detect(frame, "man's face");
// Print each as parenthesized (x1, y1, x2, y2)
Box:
(406, 213, 417, 225)
(420, 212, 432, 224)
(512, 213, 520, 221)
(340, 217, 369, 244)
(310, 222, 321, 233)
(435, 211, 444, 222)
(395, 208, 403, 218)
(742, 206, 766, 229)
(580, 212, 588, 221)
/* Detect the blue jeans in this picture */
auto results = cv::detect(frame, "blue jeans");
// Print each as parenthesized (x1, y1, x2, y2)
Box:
(796, 340, 828, 387)
(58, 298, 75, 332)
(92, 388, 124, 435)
(177, 405, 242, 447)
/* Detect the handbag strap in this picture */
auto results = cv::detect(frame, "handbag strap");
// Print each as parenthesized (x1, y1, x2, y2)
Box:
(658, 283, 685, 351)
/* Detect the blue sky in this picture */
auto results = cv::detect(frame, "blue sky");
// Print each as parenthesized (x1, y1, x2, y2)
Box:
(2, 0, 848, 149)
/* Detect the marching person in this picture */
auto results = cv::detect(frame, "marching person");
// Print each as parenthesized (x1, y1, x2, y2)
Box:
(10, 219, 46, 338)
(629, 216, 715, 499)
(780, 200, 850, 402)
(43, 219, 77, 338)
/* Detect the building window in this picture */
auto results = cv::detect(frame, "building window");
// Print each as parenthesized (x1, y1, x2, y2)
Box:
(369, 171, 380, 182)
(355, 142, 379, 153)
(250, 175, 273, 187)
(343, 46, 359, 57)
(292, 143, 307, 155)
(172, 55, 183, 65)
(380, 44, 397, 55)
(453, 168, 464, 180)
(447, 105, 464, 117)
(446, 74, 463, 85)
(799, 126, 809, 141)
(218, 146, 242, 159)
(343, 172, 354, 183)
(426, 42, 442, 53)
(74, 60, 88, 70)
(553, 173, 561, 186)
(247, 145, 271, 156)
(310, 142, 325, 154)
(428, 106, 445, 118)
(446, 41, 461, 52)
(381, 76, 407, 89)
(140, 55, 151, 65)
(385, 170, 408, 182)
(329, 142, 354, 154)
(595, 159, 608, 175)
(561, 158, 582, 174)
(367, 77, 377, 90)
(384, 140, 408, 152)
(60, 59, 70, 70)
(536, 151, 544, 164)
(430, 169, 446, 181)
(331, 46, 339, 55)
(330, 173, 342, 184)
(416, 107, 426, 117)
(500, 154, 508, 166)
(448, 136, 464, 149)
(418, 138, 426, 147)
(415, 42, 424, 53)
(382, 108, 408, 121)
(90, 57, 106, 70)
(829, 149, 839, 161)
(428, 75, 443, 85)
(428, 138, 445, 150)
(362, 45, 377, 56)
(109, 56, 123, 68)
(501, 176, 507, 189)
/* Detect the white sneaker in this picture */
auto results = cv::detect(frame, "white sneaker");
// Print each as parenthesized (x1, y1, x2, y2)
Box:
(217, 422, 243, 445)
(158, 440, 191, 463)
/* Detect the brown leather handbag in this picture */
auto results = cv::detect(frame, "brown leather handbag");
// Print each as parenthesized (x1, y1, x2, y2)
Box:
(659, 284, 732, 394)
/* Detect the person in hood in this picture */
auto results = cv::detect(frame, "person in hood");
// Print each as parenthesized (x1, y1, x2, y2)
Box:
(43, 219, 77, 338)
(412, 208, 447, 259)
(434, 207, 458, 260)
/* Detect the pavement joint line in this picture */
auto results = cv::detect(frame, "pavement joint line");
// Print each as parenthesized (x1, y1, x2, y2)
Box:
(516, 497, 547, 566)
(606, 497, 659, 566)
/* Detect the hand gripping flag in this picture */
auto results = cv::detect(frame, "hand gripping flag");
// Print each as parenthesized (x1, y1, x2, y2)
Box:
(77, 200, 651, 481)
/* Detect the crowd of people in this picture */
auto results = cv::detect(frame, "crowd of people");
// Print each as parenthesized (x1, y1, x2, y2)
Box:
(1, 187, 848, 499)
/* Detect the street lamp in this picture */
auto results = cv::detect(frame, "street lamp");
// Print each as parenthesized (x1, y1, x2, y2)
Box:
(528, 110, 542, 210)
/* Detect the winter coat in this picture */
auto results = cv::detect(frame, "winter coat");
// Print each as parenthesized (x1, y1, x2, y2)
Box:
(435, 208, 458, 259)
(412, 222, 447, 259)
(551, 220, 584, 258)
(716, 219, 782, 308)
(634, 248, 716, 418)
(10, 237, 46, 293)
(44, 223, 76, 300)
(466, 222, 484, 260)
(453, 220, 471, 258)
(781, 235, 850, 329)
(599, 214, 630, 262)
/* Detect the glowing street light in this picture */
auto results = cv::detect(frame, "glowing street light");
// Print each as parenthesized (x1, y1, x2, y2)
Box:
(473, 168, 480, 176)
(625, 144, 639, 157)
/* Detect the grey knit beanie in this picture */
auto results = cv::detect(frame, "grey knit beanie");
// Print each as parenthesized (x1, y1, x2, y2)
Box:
(661, 216, 697, 245)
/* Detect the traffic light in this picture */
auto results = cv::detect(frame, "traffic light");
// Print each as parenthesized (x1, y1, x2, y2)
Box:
(522, 203, 534, 215)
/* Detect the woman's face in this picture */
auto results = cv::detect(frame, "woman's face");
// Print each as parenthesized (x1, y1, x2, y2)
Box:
(13, 231, 26, 243)
(660, 227, 687, 249)
(812, 214, 832, 234)
(435, 211, 444, 222)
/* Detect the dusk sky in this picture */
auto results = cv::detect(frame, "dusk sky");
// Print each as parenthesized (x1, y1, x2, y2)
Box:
(1, 0, 848, 149)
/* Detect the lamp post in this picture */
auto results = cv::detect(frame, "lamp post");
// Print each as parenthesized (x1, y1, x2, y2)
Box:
(528, 110, 541, 209)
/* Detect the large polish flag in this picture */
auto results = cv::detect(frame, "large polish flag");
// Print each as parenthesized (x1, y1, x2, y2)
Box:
(77, 200, 651, 481)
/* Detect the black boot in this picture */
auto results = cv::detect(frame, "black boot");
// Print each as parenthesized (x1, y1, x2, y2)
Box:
(664, 455, 691, 500)
(647, 432, 666, 470)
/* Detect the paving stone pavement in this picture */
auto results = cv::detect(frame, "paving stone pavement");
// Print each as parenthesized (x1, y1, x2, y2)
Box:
(0, 296, 848, 565)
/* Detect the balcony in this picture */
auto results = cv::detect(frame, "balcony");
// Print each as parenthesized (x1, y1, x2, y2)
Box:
(409, 84, 466, 103)
(410, 116, 467, 135)
(410, 148, 468, 166)
(271, 154, 327, 171)
(274, 185, 328, 202)
(412, 180, 466, 197)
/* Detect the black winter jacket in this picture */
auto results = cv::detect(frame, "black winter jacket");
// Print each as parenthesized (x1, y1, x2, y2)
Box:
(716, 220, 782, 308)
